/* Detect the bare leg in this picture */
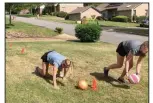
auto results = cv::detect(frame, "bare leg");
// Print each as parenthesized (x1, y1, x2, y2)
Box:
(37, 61, 47, 77)
(104, 53, 125, 77)
(107, 53, 125, 70)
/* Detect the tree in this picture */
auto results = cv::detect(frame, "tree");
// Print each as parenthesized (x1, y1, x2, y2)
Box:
(5, 3, 19, 25)
(83, 3, 102, 7)
(5, 3, 42, 24)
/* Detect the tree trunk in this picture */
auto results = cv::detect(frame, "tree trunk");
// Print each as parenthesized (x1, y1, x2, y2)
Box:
(9, 8, 12, 25)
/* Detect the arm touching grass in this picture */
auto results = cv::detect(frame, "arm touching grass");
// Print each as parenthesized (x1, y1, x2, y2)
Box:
(53, 66, 59, 89)
(136, 56, 144, 75)
(125, 51, 133, 77)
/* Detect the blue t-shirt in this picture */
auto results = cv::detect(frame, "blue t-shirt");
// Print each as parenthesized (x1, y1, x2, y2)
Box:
(47, 51, 66, 69)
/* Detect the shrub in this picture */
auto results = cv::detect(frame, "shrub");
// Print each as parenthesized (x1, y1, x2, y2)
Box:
(112, 15, 129, 22)
(96, 16, 103, 20)
(65, 15, 69, 20)
(136, 16, 147, 23)
(88, 19, 99, 25)
(75, 23, 102, 42)
(57, 11, 67, 18)
(52, 12, 59, 16)
(55, 27, 63, 34)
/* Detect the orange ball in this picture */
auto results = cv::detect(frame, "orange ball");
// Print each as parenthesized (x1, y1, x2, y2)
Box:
(78, 80, 88, 90)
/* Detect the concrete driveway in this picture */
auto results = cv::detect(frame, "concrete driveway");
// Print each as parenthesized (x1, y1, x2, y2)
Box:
(9, 16, 148, 44)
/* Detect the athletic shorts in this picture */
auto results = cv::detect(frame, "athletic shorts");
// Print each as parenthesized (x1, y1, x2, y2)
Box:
(116, 42, 127, 56)
(41, 50, 54, 62)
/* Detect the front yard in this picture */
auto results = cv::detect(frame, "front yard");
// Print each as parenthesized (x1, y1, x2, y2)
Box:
(16, 14, 140, 27)
(6, 41, 148, 103)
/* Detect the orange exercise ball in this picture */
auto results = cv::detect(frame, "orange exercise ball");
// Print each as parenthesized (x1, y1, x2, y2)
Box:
(78, 80, 88, 90)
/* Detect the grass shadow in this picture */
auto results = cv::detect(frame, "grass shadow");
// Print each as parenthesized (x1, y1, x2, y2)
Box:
(5, 24, 14, 29)
(90, 72, 130, 89)
(75, 86, 80, 89)
(66, 40, 99, 43)
(16, 14, 36, 18)
(6, 24, 14, 26)
(113, 28, 148, 36)
(32, 66, 65, 86)
(66, 40, 80, 43)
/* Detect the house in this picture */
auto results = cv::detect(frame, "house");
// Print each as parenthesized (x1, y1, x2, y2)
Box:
(68, 6, 101, 20)
(44, 3, 84, 13)
(19, 9, 30, 15)
(57, 3, 84, 13)
(96, 3, 148, 21)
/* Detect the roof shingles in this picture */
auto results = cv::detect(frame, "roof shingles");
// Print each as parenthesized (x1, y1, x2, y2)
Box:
(96, 3, 142, 12)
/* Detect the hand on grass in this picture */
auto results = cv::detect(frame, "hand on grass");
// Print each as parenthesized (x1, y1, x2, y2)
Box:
(54, 85, 60, 90)
(62, 77, 67, 81)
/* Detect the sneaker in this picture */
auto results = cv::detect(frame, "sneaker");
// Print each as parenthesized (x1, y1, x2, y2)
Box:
(104, 67, 109, 77)
(118, 77, 125, 83)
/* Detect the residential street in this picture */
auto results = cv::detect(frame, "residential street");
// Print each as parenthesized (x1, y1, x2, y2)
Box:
(11, 16, 148, 44)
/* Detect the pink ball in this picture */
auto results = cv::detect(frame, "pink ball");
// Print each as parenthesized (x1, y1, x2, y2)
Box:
(128, 74, 140, 84)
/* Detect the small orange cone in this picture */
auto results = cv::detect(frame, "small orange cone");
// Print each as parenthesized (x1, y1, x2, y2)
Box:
(21, 48, 25, 54)
(9, 43, 12, 48)
(92, 78, 97, 91)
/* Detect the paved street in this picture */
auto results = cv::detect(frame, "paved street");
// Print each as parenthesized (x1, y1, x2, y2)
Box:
(10, 16, 148, 44)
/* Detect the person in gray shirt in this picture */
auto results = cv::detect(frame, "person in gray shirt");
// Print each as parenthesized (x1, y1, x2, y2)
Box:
(103, 40, 149, 83)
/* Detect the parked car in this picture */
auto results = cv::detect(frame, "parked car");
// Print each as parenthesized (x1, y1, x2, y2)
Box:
(140, 18, 149, 28)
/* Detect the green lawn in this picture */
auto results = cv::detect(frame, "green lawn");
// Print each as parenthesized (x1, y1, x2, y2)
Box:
(114, 28, 148, 36)
(16, 14, 36, 18)
(16, 14, 140, 27)
(6, 18, 58, 37)
(6, 41, 148, 103)
(39, 15, 76, 24)
(39, 16, 140, 27)
(98, 21, 139, 27)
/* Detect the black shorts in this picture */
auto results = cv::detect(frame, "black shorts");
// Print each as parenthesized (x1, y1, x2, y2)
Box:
(41, 50, 54, 62)
(116, 42, 127, 56)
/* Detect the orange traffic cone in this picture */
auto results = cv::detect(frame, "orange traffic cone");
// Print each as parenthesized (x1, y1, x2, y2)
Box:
(92, 78, 97, 91)
(9, 43, 12, 48)
(21, 48, 25, 54)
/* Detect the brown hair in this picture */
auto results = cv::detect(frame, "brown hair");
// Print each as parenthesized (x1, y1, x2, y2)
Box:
(64, 59, 71, 67)
(141, 41, 149, 49)
(140, 41, 149, 57)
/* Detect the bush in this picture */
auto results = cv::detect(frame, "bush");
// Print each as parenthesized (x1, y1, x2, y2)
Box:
(57, 11, 67, 18)
(112, 15, 129, 22)
(88, 19, 99, 25)
(52, 12, 59, 16)
(136, 16, 147, 23)
(55, 27, 63, 34)
(75, 23, 102, 42)
(65, 15, 69, 20)
(96, 16, 103, 20)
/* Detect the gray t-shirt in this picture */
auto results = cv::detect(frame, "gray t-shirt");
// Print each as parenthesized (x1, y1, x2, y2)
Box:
(122, 40, 142, 56)
(47, 51, 66, 69)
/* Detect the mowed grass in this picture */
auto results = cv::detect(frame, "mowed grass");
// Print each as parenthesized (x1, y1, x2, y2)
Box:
(16, 14, 36, 18)
(98, 20, 139, 27)
(6, 41, 148, 103)
(6, 18, 58, 37)
(39, 15, 76, 24)
(16, 14, 140, 27)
